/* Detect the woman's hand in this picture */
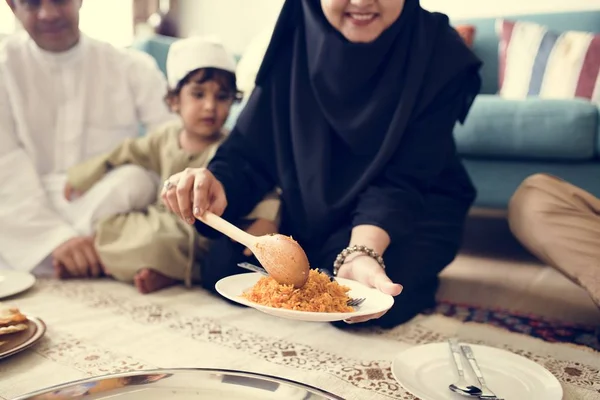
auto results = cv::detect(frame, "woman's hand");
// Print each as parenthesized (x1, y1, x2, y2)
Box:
(161, 168, 228, 224)
(336, 254, 403, 324)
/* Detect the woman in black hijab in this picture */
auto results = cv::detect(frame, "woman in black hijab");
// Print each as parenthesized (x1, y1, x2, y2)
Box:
(162, 0, 482, 328)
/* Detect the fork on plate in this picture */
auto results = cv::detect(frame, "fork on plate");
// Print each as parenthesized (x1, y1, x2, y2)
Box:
(346, 297, 365, 307)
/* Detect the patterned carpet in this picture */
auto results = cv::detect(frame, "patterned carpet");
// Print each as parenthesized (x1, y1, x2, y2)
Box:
(428, 300, 600, 351)
(5, 279, 600, 400)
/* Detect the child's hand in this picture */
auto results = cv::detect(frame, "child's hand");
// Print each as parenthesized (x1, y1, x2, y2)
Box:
(64, 182, 83, 201)
(243, 218, 278, 256)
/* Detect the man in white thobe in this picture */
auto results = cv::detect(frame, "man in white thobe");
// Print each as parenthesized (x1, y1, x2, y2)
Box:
(0, 0, 175, 277)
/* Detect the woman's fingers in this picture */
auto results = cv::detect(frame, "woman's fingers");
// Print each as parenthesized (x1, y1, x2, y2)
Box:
(373, 275, 403, 296)
(335, 256, 402, 325)
(164, 185, 182, 219)
(162, 169, 227, 223)
(206, 180, 227, 217)
(162, 172, 184, 219)
(176, 172, 196, 224)
(344, 311, 386, 324)
(192, 170, 213, 217)
(161, 172, 180, 212)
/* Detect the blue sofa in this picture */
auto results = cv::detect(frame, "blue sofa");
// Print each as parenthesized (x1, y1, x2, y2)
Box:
(134, 9, 600, 209)
(454, 10, 600, 209)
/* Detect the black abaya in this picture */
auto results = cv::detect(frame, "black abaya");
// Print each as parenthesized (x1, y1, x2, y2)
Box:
(196, 0, 483, 326)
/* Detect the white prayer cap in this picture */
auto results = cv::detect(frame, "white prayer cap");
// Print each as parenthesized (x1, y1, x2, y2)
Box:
(166, 35, 236, 88)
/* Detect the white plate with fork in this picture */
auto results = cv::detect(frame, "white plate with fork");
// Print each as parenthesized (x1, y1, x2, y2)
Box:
(391, 342, 562, 400)
(215, 267, 394, 322)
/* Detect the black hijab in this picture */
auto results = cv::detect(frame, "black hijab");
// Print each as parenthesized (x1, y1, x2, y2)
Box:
(223, 0, 482, 242)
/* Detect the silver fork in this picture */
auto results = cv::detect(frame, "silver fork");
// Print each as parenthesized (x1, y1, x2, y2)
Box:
(347, 297, 365, 307)
(448, 339, 482, 398)
(237, 263, 365, 307)
(237, 262, 270, 276)
(460, 345, 504, 400)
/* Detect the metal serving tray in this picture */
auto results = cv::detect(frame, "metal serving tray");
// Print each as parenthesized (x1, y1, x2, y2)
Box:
(13, 368, 344, 400)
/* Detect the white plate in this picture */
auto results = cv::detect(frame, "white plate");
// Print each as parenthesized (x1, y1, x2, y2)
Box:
(215, 272, 394, 322)
(392, 342, 563, 400)
(0, 270, 36, 299)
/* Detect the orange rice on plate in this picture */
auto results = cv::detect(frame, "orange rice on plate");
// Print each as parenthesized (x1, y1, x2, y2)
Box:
(241, 269, 354, 313)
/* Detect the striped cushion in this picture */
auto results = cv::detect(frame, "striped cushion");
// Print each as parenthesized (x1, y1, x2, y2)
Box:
(497, 19, 600, 102)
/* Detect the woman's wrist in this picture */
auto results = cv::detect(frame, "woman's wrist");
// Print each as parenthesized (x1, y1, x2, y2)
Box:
(333, 225, 390, 275)
(349, 224, 390, 255)
(333, 244, 386, 275)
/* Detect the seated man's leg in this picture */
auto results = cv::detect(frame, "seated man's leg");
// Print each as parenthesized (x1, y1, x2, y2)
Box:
(69, 165, 158, 235)
(509, 173, 600, 306)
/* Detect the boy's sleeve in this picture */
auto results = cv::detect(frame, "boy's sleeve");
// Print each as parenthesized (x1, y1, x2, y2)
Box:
(244, 188, 281, 226)
(68, 131, 163, 193)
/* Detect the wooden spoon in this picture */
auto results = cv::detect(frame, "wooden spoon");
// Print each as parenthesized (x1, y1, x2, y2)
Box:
(198, 212, 310, 288)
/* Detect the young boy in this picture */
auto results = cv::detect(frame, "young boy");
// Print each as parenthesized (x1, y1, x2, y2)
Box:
(61, 37, 280, 294)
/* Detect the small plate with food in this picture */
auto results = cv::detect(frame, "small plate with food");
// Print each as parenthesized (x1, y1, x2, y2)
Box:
(0, 306, 46, 360)
(215, 265, 394, 322)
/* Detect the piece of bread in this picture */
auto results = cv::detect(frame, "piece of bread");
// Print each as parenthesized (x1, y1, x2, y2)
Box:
(0, 308, 28, 328)
(0, 323, 27, 336)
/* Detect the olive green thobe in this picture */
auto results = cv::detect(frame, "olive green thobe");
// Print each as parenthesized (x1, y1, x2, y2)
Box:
(67, 121, 280, 286)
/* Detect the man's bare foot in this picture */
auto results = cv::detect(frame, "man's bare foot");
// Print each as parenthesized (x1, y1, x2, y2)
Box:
(134, 268, 178, 294)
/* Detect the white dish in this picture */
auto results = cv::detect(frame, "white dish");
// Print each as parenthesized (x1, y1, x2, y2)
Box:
(215, 272, 394, 322)
(391, 342, 563, 400)
(0, 270, 36, 299)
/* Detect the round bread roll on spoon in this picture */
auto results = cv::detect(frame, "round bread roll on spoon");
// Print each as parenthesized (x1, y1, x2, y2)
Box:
(198, 212, 310, 288)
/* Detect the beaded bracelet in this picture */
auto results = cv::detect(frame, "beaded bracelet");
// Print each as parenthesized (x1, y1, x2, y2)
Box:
(333, 245, 386, 276)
